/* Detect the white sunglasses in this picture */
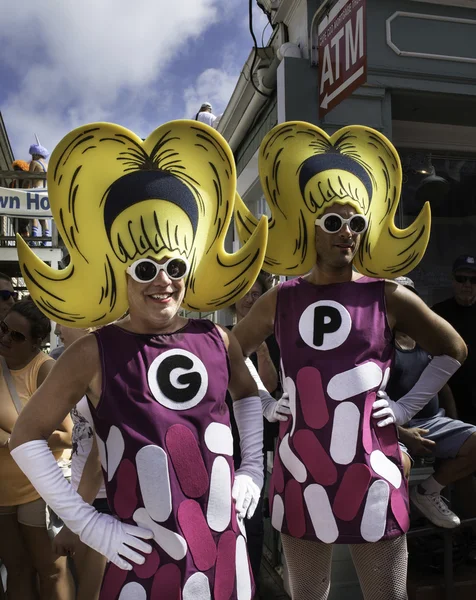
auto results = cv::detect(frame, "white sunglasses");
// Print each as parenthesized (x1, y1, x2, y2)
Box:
(126, 257, 190, 283)
(315, 213, 368, 235)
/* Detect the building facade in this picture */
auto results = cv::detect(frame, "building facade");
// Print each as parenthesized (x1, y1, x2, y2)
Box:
(218, 0, 476, 305)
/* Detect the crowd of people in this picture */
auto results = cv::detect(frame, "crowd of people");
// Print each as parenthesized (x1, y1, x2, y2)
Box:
(0, 118, 474, 600)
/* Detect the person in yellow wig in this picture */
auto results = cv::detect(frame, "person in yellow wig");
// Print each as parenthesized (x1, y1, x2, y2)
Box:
(10, 120, 270, 600)
(232, 122, 467, 600)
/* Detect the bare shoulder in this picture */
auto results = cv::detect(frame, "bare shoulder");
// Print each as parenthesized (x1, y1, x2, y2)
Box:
(215, 323, 231, 349)
(54, 333, 101, 398)
(384, 279, 418, 328)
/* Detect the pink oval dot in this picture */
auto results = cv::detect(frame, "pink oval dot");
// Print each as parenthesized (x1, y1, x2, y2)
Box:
(214, 530, 237, 600)
(133, 548, 160, 579)
(166, 424, 209, 498)
(375, 419, 399, 457)
(285, 480, 306, 538)
(297, 366, 329, 429)
(333, 463, 372, 522)
(391, 487, 410, 533)
(362, 392, 376, 455)
(178, 499, 217, 571)
(293, 429, 337, 486)
(100, 562, 128, 599)
(151, 563, 182, 599)
(114, 459, 137, 519)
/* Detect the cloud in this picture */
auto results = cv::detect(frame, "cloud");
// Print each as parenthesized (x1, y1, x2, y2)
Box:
(1, 0, 224, 156)
(183, 3, 272, 122)
(183, 67, 240, 121)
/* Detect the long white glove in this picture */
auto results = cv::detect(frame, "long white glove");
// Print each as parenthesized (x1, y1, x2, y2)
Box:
(232, 395, 263, 520)
(11, 440, 153, 570)
(245, 357, 290, 422)
(372, 354, 461, 426)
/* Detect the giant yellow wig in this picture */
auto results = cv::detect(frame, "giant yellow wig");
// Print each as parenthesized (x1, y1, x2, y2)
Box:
(235, 122, 430, 277)
(17, 121, 267, 327)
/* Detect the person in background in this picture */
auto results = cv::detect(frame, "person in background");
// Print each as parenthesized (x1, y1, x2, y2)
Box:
(432, 255, 476, 425)
(28, 144, 50, 246)
(195, 102, 218, 128)
(0, 298, 73, 600)
(51, 325, 107, 600)
(9, 161, 30, 239)
(49, 324, 64, 360)
(228, 272, 281, 597)
(387, 277, 476, 529)
(0, 274, 17, 321)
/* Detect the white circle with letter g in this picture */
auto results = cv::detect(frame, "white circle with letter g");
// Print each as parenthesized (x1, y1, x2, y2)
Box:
(147, 349, 208, 410)
(298, 300, 352, 351)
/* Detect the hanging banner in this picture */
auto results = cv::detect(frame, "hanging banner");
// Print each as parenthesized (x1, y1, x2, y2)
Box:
(0, 187, 51, 217)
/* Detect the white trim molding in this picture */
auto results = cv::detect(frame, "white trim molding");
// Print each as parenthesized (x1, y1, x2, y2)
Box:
(386, 11, 476, 64)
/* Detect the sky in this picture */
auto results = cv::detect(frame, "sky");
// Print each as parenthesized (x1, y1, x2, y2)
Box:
(0, 1, 270, 160)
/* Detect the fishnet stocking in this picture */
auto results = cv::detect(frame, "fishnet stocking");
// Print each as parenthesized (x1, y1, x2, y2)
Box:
(281, 534, 408, 600)
(350, 535, 408, 600)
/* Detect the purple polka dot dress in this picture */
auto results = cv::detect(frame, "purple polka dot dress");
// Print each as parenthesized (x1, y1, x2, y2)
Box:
(270, 277, 410, 544)
(91, 320, 253, 600)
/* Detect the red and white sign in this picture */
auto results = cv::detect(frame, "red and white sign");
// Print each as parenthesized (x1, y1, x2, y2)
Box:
(318, 0, 367, 118)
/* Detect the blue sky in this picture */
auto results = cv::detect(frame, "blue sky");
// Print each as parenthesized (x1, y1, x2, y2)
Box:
(0, 1, 269, 160)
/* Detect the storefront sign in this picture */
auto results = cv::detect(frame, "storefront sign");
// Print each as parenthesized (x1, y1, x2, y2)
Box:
(318, 0, 367, 118)
(0, 187, 51, 217)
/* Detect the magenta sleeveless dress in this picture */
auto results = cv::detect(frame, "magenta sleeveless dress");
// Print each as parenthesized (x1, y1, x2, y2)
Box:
(91, 320, 253, 600)
(270, 277, 409, 544)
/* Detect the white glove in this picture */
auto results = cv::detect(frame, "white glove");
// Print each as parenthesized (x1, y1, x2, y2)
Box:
(11, 440, 153, 570)
(244, 357, 290, 422)
(262, 393, 291, 423)
(382, 354, 460, 426)
(232, 474, 261, 520)
(372, 391, 397, 428)
(232, 396, 264, 519)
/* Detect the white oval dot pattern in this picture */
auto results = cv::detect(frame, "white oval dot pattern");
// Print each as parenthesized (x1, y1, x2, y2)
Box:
(206, 456, 231, 532)
(370, 450, 402, 489)
(283, 376, 297, 436)
(136, 445, 172, 522)
(304, 484, 339, 543)
(360, 480, 390, 542)
(106, 426, 125, 482)
(327, 362, 383, 401)
(236, 535, 252, 600)
(279, 434, 307, 483)
(330, 402, 360, 465)
(271, 495, 284, 531)
(118, 582, 147, 600)
(133, 508, 187, 560)
(204, 423, 233, 456)
(182, 572, 211, 600)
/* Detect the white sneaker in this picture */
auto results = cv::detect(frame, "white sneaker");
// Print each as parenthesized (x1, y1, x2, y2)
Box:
(410, 486, 460, 529)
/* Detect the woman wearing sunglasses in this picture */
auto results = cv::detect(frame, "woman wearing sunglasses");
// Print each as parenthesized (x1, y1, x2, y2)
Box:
(0, 273, 17, 322)
(9, 120, 267, 600)
(0, 298, 73, 600)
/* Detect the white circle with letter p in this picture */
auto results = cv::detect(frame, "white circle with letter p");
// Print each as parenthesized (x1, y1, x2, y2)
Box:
(298, 300, 352, 351)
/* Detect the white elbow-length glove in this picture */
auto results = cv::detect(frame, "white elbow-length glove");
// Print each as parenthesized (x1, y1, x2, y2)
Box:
(372, 354, 461, 427)
(245, 357, 290, 422)
(232, 394, 264, 520)
(11, 440, 153, 570)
